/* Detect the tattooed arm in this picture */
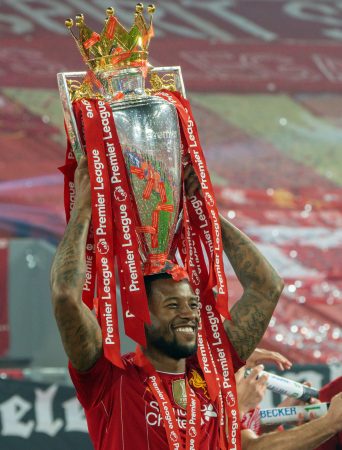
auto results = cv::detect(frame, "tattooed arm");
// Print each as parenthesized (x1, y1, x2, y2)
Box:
(183, 164, 284, 359)
(50, 157, 102, 371)
(220, 215, 284, 360)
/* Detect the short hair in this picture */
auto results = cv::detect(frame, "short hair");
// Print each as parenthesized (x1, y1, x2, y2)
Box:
(144, 273, 173, 302)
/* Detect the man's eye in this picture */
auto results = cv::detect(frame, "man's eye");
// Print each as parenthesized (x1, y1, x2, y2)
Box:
(191, 303, 199, 309)
(167, 304, 177, 309)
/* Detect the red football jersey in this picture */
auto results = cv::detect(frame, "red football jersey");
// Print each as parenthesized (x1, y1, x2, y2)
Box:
(69, 348, 243, 450)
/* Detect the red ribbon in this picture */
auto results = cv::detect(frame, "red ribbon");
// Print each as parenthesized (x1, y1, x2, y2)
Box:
(136, 226, 156, 234)
(159, 181, 167, 203)
(105, 16, 117, 40)
(167, 264, 189, 282)
(110, 50, 131, 66)
(130, 166, 145, 179)
(185, 378, 202, 450)
(186, 194, 240, 447)
(134, 347, 202, 450)
(59, 128, 96, 309)
(155, 91, 230, 320)
(84, 70, 102, 90)
(131, 161, 174, 253)
(83, 32, 101, 49)
(157, 203, 174, 212)
(151, 209, 160, 248)
(143, 178, 154, 199)
(82, 227, 96, 309)
(98, 100, 150, 332)
(182, 199, 241, 450)
(72, 98, 152, 365)
(66, 91, 240, 447)
(75, 99, 123, 368)
(154, 91, 241, 449)
(58, 129, 77, 223)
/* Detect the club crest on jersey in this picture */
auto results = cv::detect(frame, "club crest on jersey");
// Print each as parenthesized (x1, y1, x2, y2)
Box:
(171, 379, 187, 410)
(188, 369, 210, 399)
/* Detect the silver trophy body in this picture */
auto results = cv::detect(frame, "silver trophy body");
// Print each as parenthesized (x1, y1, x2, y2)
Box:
(58, 67, 185, 271)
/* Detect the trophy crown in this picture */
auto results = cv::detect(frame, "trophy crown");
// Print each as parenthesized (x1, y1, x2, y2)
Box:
(66, 4, 155, 74)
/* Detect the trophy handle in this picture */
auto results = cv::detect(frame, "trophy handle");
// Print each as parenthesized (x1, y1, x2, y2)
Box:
(57, 71, 86, 162)
(148, 66, 187, 98)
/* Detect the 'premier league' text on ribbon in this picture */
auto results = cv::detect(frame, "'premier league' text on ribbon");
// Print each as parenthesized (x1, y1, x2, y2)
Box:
(78, 98, 122, 367)
(97, 100, 141, 294)
(94, 99, 149, 347)
(89, 146, 117, 346)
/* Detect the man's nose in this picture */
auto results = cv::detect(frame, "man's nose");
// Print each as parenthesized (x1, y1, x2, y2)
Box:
(178, 304, 198, 319)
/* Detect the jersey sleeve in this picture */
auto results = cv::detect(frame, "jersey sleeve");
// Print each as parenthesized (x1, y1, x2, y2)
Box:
(68, 354, 123, 410)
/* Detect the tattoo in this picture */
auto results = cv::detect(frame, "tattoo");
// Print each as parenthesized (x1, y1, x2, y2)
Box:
(222, 232, 272, 290)
(54, 298, 102, 371)
(224, 289, 277, 360)
(51, 209, 102, 371)
(219, 215, 284, 360)
(52, 219, 88, 289)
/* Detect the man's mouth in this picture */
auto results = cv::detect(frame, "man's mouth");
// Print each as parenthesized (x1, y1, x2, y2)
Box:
(173, 325, 197, 335)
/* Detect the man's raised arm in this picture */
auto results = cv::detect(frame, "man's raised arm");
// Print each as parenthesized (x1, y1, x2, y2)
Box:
(220, 214, 284, 360)
(183, 164, 284, 360)
(50, 156, 102, 371)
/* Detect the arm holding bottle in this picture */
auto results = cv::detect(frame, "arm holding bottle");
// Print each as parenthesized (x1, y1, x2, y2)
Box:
(242, 392, 342, 450)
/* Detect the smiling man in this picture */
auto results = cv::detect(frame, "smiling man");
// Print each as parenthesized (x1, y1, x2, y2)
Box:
(51, 158, 284, 449)
(144, 275, 200, 368)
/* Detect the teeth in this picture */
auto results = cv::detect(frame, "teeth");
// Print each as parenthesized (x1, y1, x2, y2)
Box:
(175, 327, 194, 333)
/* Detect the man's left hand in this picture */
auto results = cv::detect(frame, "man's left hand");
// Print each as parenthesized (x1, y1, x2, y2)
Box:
(246, 348, 292, 371)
